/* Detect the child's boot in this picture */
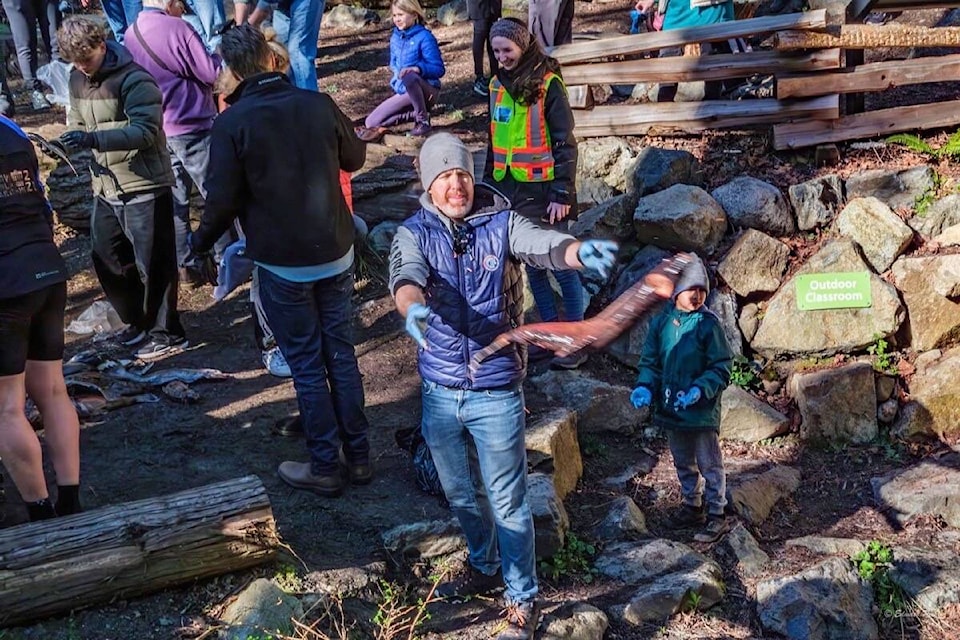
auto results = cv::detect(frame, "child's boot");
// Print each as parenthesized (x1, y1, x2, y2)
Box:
(694, 514, 731, 543)
(668, 502, 706, 527)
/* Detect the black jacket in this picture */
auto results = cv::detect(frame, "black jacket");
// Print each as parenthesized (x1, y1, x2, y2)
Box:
(195, 73, 366, 266)
(0, 117, 67, 298)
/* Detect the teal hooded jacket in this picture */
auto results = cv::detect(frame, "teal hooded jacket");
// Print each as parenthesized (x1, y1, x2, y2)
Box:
(635, 304, 733, 431)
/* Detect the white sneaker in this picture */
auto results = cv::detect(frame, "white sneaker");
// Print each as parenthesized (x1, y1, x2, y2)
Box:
(262, 346, 292, 378)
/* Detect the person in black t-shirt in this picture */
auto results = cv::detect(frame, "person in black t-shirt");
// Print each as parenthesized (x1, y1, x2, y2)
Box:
(0, 115, 82, 522)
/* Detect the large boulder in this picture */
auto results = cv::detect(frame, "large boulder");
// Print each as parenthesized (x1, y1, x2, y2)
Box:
(909, 193, 960, 237)
(577, 137, 641, 194)
(528, 370, 639, 434)
(707, 288, 744, 357)
(756, 557, 879, 640)
(721, 522, 770, 578)
(788, 174, 844, 231)
(750, 239, 905, 358)
(633, 185, 728, 255)
(720, 386, 791, 442)
(787, 362, 878, 444)
(541, 603, 609, 640)
(323, 4, 380, 29)
(436, 0, 469, 24)
(871, 453, 960, 528)
(570, 193, 639, 241)
(525, 408, 582, 500)
(381, 519, 466, 559)
(889, 255, 960, 352)
(711, 176, 795, 236)
(894, 346, 960, 440)
(218, 578, 303, 640)
(626, 147, 702, 196)
(726, 460, 801, 525)
(717, 229, 790, 297)
(845, 165, 935, 211)
(605, 246, 674, 367)
(529, 472, 570, 558)
(835, 197, 914, 273)
(890, 546, 960, 613)
(593, 496, 649, 541)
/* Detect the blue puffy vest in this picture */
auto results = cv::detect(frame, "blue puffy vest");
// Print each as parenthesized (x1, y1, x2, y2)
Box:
(403, 206, 526, 390)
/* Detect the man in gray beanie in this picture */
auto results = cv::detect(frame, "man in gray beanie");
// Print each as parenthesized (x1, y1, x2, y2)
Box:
(390, 131, 616, 639)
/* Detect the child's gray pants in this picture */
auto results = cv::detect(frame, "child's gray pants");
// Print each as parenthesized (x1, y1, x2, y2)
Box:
(667, 429, 727, 517)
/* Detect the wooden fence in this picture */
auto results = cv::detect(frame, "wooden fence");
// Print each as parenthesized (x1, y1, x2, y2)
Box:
(555, 5, 960, 149)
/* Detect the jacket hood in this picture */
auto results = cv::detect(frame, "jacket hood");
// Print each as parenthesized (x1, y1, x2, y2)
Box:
(418, 182, 512, 228)
(94, 41, 135, 80)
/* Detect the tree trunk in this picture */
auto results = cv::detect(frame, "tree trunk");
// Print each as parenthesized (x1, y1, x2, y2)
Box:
(0, 475, 279, 627)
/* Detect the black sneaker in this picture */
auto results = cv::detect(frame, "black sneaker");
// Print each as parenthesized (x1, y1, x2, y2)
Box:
(694, 515, 732, 543)
(668, 503, 707, 528)
(135, 337, 189, 361)
(115, 326, 147, 347)
(498, 600, 540, 640)
(435, 566, 503, 601)
(473, 76, 490, 97)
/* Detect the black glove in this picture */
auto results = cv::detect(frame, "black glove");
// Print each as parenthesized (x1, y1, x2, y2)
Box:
(59, 130, 95, 151)
(182, 232, 219, 286)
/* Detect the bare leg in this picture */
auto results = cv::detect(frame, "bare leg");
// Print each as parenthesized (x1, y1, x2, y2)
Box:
(24, 359, 80, 486)
(0, 372, 48, 501)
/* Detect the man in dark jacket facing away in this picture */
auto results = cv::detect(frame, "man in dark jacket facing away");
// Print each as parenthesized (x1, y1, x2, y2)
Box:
(58, 16, 186, 360)
(390, 132, 617, 639)
(191, 25, 370, 497)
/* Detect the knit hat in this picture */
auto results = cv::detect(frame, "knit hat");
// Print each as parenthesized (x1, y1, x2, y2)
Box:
(418, 132, 474, 191)
(489, 18, 531, 51)
(674, 255, 710, 297)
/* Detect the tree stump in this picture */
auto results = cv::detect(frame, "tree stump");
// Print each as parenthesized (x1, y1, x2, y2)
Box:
(0, 475, 279, 627)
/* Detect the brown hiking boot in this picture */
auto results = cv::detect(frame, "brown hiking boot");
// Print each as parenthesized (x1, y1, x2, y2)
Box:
(668, 503, 707, 528)
(694, 515, 732, 543)
(278, 461, 343, 497)
(498, 600, 540, 640)
(435, 566, 503, 601)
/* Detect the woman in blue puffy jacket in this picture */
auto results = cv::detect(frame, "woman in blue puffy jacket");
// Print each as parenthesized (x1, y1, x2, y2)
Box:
(358, 0, 445, 140)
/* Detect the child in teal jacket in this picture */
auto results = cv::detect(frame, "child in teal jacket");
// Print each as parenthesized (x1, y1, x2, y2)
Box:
(631, 256, 734, 543)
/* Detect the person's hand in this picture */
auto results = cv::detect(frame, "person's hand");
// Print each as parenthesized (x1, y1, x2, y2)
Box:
(577, 239, 618, 280)
(399, 66, 420, 77)
(673, 386, 702, 411)
(59, 130, 95, 151)
(405, 302, 431, 349)
(630, 386, 652, 409)
(183, 232, 218, 286)
(544, 201, 571, 224)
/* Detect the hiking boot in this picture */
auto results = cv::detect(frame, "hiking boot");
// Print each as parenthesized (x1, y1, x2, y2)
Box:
(135, 337, 189, 361)
(278, 461, 343, 497)
(473, 76, 490, 97)
(345, 462, 373, 485)
(498, 600, 540, 640)
(668, 503, 706, 528)
(30, 90, 51, 112)
(694, 515, 732, 543)
(115, 326, 147, 347)
(271, 414, 304, 437)
(262, 346, 292, 378)
(550, 351, 588, 370)
(409, 121, 431, 137)
(356, 126, 386, 143)
(435, 566, 503, 601)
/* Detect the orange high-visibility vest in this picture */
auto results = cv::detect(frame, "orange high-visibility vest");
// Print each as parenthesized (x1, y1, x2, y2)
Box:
(489, 72, 563, 183)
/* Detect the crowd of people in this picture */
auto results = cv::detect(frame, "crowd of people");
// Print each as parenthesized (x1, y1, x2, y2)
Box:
(0, 3, 736, 637)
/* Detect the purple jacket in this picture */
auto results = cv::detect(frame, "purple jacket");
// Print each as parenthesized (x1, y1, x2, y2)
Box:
(124, 9, 220, 137)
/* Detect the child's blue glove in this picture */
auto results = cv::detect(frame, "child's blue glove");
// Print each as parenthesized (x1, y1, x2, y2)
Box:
(630, 386, 652, 408)
(577, 240, 618, 280)
(629, 8, 644, 33)
(405, 303, 431, 349)
(673, 386, 701, 411)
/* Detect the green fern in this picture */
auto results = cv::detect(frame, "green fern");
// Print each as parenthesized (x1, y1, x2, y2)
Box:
(887, 133, 936, 156)
(938, 131, 960, 159)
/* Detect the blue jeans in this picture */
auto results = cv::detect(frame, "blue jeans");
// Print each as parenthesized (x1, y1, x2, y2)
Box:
(257, 266, 370, 475)
(182, 0, 225, 52)
(420, 381, 537, 605)
(100, 0, 141, 43)
(273, 0, 325, 91)
(527, 266, 583, 322)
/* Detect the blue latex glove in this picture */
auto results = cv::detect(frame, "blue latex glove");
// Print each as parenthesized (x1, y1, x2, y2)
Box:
(405, 303, 431, 349)
(673, 386, 702, 411)
(577, 240, 618, 280)
(59, 130, 95, 151)
(630, 386, 652, 409)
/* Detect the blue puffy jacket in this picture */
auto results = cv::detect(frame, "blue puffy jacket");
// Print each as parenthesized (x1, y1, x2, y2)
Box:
(389, 23, 445, 95)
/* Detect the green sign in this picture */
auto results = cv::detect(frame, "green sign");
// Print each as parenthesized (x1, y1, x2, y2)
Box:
(795, 272, 872, 311)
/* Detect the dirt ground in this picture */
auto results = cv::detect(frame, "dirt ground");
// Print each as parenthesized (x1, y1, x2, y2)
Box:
(4, 3, 960, 639)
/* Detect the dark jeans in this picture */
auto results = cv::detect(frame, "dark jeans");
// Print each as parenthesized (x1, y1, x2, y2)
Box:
(257, 266, 370, 475)
(90, 190, 185, 342)
(364, 73, 439, 129)
(471, 16, 498, 78)
(2, 0, 60, 89)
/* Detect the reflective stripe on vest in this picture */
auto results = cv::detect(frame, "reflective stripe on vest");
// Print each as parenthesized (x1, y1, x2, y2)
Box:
(489, 72, 562, 183)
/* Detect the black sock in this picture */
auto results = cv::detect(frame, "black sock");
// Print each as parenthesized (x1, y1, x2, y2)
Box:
(56, 484, 82, 516)
(27, 498, 57, 521)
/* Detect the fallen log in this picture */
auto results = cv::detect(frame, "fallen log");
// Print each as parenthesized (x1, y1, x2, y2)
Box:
(573, 95, 839, 137)
(773, 99, 960, 149)
(0, 475, 279, 627)
(551, 10, 828, 65)
(770, 24, 960, 49)
(776, 53, 960, 98)
(562, 48, 842, 85)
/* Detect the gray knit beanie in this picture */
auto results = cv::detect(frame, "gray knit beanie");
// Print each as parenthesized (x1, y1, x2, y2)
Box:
(419, 132, 475, 191)
(674, 255, 710, 297)
(489, 18, 531, 51)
